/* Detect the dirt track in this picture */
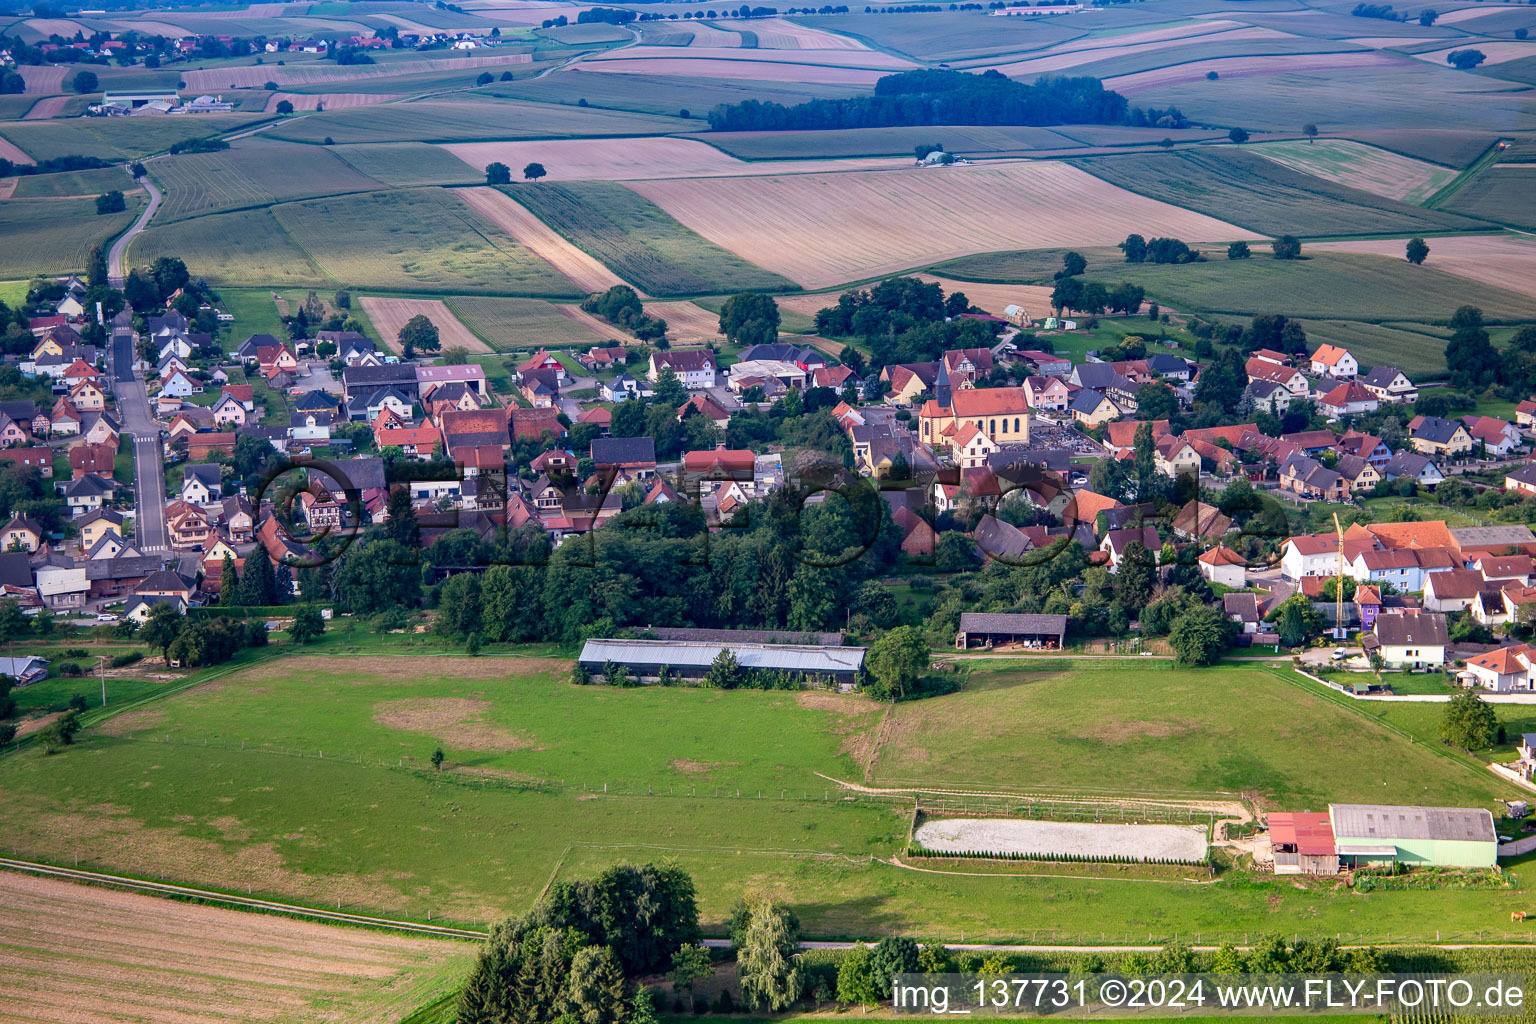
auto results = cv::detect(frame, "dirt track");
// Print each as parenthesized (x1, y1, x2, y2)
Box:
(0, 869, 474, 1023)
(359, 296, 492, 355)
(458, 186, 628, 295)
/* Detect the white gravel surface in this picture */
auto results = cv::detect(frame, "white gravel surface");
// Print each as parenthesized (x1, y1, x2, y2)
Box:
(915, 818, 1208, 862)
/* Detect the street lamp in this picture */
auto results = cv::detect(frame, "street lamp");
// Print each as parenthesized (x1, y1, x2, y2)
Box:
(97, 653, 108, 707)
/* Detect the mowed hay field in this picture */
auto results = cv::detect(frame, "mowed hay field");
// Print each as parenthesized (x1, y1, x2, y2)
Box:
(0, 871, 473, 1024)
(441, 135, 903, 180)
(1245, 139, 1457, 204)
(331, 142, 481, 187)
(626, 161, 1260, 289)
(497, 180, 797, 295)
(0, 195, 142, 278)
(272, 189, 583, 296)
(447, 295, 618, 350)
(866, 662, 1510, 807)
(1071, 149, 1487, 237)
(457, 186, 629, 296)
(0, 656, 1528, 943)
(359, 296, 493, 354)
(1311, 234, 1536, 301)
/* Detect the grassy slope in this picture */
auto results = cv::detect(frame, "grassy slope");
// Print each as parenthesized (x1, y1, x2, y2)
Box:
(1441, 166, 1536, 231)
(505, 181, 796, 296)
(9, 166, 142, 198)
(0, 653, 1526, 943)
(0, 115, 260, 162)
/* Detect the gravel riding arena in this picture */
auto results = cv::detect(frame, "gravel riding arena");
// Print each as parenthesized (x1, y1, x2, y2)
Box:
(915, 818, 1209, 862)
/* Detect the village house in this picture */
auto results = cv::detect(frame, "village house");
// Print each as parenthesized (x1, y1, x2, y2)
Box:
(1199, 544, 1247, 587)
(1383, 451, 1446, 490)
(1023, 375, 1070, 413)
(77, 508, 124, 553)
(1318, 381, 1379, 419)
(1506, 463, 1536, 496)
(1409, 415, 1473, 459)
(1464, 644, 1536, 692)
(1463, 415, 1524, 457)
(1100, 525, 1160, 570)
(881, 362, 938, 405)
(68, 443, 115, 480)
(1069, 388, 1119, 427)
(1359, 366, 1418, 404)
(211, 393, 249, 428)
(1, 515, 44, 552)
(1310, 344, 1358, 379)
(649, 350, 717, 389)
(181, 464, 223, 505)
(63, 475, 113, 516)
(1373, 610, 1448, 669)
(1335, 454, 1381, 493)
(1279, 454, 1346, 502)
(1246, 357, 1310, 397)
(69, 379, 106, 413)
(1243, 379, 1293, 415)
(1154, 435, 1200, 478)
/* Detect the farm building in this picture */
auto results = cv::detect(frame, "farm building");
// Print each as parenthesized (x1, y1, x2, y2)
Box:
(1330, 804, 1496, 869)
(955, 612, 1068, 650)
(577, 637, 866, 685)
(0, 656, 49, 686)
(1269, 804, 1497, 873)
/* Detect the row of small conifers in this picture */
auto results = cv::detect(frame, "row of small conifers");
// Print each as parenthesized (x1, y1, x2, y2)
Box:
(904, 842, 1210, 866)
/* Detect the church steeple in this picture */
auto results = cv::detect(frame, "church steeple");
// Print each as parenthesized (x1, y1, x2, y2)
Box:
(935, 357, 952, 409)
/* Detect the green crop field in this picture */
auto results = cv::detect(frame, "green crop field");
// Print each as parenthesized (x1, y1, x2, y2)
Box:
(1071, 149, 1488, 237)
(328, 142, 480, 186)
(505, 181, 796, 295)
(806, 11, 1085, 62)
(131, 207, 333, 288)
(1243, 139, 1457, 204)
(1442, 166, 1536, 230)
(1126, 65, 1536, 135)
(264, 95, 689, 144)
(0, 114, 259, 162)
(446, 295, 613, 350)
(1291, 319, 1455, 378)
(489, 70, 867, 119)
(700, 124, 1084, 160)
(1346, 129, 1498, 168)
(0, 653, 1527, 944)
(0, 194, 142, 278)
(149, 138, 389, 222)
(9, 166, 140, 198)
(271, 188, 583, 296)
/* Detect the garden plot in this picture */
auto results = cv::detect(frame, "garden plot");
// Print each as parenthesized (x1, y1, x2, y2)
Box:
(915, 818, 1209, 863)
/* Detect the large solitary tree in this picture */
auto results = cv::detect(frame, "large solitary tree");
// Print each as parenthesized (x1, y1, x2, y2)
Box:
(398, 313, 440, 355)
(717, 292, 780, 346)
(865, 625, 927, 701)
(1440, 690, 1498, 750)
(485, 161, 511, 185)
(1405, 237, 1429, 265)
(523, 161, 547, 181)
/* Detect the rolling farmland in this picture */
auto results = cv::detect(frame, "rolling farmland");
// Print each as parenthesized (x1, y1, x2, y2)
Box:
(0, 115, 258, 162)
(494, 180, 797, 295)
(457, 186, 626, 295)
(0, 871, 474, 1024)
(264, 96, 688, 145)
(1310, 234, 1536, 302)
(9, 167, 141, 198)
(487, 68, 868, 118)
(329, 143, 481, 187)
(1441, 166, 1536, 230)
(131, 208, 333, 288)
(447, 295, 618, 350)
(442, 135, 902, 180)
(359, 296, 492, 355)
(627, 161, 1260, 289)
(1344, 129, 1497, 167)
(179, 52, 532, 91)
(1244, 139, 1457, 204)
(0, 195, 142, 278)
(271, 189, 583, 297)
(1071, 149, 1488, 236)
(699, 124, 1087, 159)
(148, 139, 388, 222)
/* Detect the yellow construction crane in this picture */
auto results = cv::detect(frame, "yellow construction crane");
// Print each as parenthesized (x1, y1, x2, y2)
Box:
(1332, 512, 1347, 641)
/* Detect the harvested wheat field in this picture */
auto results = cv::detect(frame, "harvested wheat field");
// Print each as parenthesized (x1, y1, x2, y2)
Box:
(1106, 51, 1409, 93)
(21, 96, 68, 120)
(359, 296, 492, 355)
(578, 57, 897, 84)
(586, 45, 911, 68)
(1433, 4, 1528, 22)
(558, 303, 641, 344)
(977, 21, 1288, 73)
(264, 92, 399, 113)
(1247, 139, 1456, 203)
(458, 186, 629, 295)
(1310, 234, 1536, 301)
(442, 136, 902, 181)
(0, 135, 35, 166)
(0, 870, 474, 1024)
(183, 54, 532, 91)
(919, 276, 1062, 320)
(628, 161, 1259, 289)
(671, 20, 747, 46)
(1415, 40, 1536, 64)
(746, 17, 871, 50)
(19, 65, 67, 95)
(645, 300, 722, 343)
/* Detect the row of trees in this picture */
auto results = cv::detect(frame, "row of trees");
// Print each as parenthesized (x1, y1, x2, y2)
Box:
(582, 285, 668, 344)
(707, 69, 1187, 132)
